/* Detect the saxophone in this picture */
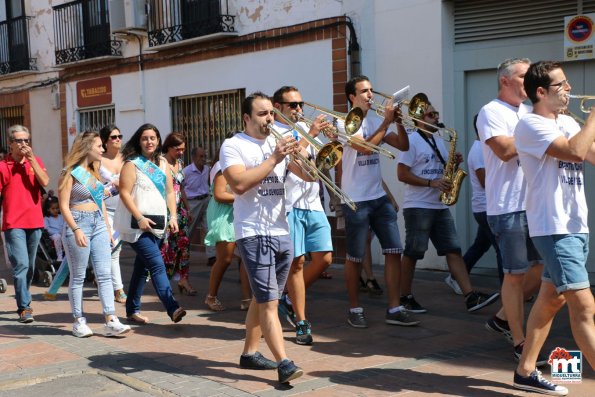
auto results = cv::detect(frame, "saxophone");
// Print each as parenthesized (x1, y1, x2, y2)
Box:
(439, 129, 467, 206)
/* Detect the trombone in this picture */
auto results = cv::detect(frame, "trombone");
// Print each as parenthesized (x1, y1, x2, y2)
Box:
(268, 109, 357, 211)
(300, 102, 396, 159)
(567, 94, 595, 114)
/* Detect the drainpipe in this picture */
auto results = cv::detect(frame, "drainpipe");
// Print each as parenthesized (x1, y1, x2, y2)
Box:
(346, 17, 361, 77)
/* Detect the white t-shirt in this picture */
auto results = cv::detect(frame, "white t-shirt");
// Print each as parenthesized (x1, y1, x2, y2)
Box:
(477, 98, 532, 215)
(339, 112, 386, 202)
(399, 130, 448, 209)
(220, 132, 289, 239)
(467, 140, 486, 213)
(271, 121, 324, 212)
(515, 113, 587, 237)
(209, 161, 221, 185)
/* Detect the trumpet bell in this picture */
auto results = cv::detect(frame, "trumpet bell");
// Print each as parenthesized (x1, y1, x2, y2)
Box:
(345, 107, 364, 134)
(316, 141, 343, 170)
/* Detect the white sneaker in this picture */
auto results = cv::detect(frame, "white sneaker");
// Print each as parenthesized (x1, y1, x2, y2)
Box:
(445, 275, 463, 295)
(104, 317, 131, 337)
(72, 317, 93, 338)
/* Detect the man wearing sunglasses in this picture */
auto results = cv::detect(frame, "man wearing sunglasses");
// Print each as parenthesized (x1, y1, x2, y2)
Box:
(0, 125, 49, 323)
(397, 100, 499, 315)
(477, 58, 547, 367)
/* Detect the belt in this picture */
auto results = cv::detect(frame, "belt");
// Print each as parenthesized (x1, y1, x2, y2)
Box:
(189, 194, 209, 200)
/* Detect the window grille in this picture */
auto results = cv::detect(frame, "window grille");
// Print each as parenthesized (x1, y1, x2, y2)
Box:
(171, 88, 244, 164)
(0, 105, 24, 148)
(78, 105, 115, 133)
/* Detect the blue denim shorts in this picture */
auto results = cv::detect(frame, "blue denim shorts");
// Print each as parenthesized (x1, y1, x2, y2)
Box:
(403, 208, 461, 260)
(236, 235, 293, 303)
(531, 234, 590, 293)
(487, 211, 541, 274)
(288, 208, 333, 257)
(342, 195, 402, 262)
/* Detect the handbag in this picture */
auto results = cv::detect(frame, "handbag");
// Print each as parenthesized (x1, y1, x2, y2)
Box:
(130, 214, 166, 230)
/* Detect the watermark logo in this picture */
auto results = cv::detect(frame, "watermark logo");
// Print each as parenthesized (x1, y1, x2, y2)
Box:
(549, 347, 582, 383)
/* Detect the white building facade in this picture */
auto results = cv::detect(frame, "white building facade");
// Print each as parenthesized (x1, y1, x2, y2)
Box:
(1, 0, 594, 273)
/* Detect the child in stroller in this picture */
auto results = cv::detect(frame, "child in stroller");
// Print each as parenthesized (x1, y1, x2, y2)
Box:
(35, 194, 62, 287)
(44, 195, 64, 261)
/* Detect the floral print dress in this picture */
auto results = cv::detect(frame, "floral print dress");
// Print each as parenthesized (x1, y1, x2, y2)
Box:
(160, 159, 191, 279)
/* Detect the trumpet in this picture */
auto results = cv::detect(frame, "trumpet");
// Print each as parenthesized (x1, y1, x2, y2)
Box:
(301, 102, 396, 159)
(566, 94, 595, 113)
(267, 110, 357, 211)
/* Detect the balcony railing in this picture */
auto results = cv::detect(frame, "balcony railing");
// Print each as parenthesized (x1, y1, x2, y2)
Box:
(0, 16, 37, 75)
(53, 0, 121, 65)
(147, 0, 235, 47)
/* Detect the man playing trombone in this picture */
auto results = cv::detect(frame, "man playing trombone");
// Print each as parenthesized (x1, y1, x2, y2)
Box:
(271, 85, 334, 346)
(338, 75, 414, 328)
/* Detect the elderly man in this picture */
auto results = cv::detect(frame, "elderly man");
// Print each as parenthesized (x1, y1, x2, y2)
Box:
(0, 125, 49, 323)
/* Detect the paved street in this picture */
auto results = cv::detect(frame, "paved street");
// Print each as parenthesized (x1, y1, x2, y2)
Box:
(0, 245, 593, 396)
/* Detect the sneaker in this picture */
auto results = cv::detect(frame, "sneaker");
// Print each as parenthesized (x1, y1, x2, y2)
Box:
(104, 317, 131, 337)
(358, 277, 368, 292)
(72, 317, 93, 338)
(347, 310, 368, 328)
(465, 291, 500, 312)
(400, 295, 428, 313)
(385, 309, 420, 326)
(295, 320, 313, 345)
(513, 369, 568, 396)
(366, 278, 383, 297)
(278, 296, 296, 328)
(18, 308, 34, 323)
(514, 342, 549, 367)
(239, 351, 277, 370)
(485, 315, 513, 344)
(445, 275, 463, 295)
(277, 359, 303, 384)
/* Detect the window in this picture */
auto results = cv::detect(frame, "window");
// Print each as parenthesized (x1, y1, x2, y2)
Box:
(0, 0, 35, 74)
(78, 106, 115, 133)
(0, 105, 24, 148)
(171, 89, 244, 163)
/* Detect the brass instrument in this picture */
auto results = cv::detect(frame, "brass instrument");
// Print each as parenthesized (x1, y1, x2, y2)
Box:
(268, 109, 357, 211)
(439, 127, 467, 206)
(567, 94, 595, 113)
(301, 102, 396, 159)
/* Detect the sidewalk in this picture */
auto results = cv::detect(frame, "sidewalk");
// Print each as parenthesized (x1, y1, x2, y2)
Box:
(0, 245, 593, 396)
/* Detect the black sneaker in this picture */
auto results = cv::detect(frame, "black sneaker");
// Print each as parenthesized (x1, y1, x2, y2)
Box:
(18, 308, 34, 324)
(465, 291, 500, 312)
(366, 278, 383, 297)
(278, 295, 296, 328)
(296, 320, 313, 345)
(385, 309, 420, 326)
(485, 315, 513, 344)
(239, 352, 277, 370)
(347, 310, 368, 328)
(400, 295, 427, 313)
(513, 369, 568, 396)
(277, 359, 303, 384)
(514, 342, 549, 367)
(359, 277, 368, 292)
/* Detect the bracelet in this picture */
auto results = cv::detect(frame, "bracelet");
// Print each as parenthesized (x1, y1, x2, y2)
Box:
(136, 216, 145, 224)
(427, 179, 431, 187)
(72, 227, 80, 232)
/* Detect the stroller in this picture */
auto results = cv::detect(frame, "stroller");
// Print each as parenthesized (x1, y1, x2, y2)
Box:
(34, 229, 60, 287)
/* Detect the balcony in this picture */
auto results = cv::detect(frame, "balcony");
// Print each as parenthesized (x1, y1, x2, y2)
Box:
(53, 0, 122, 65)
(0, 16, 37, 75)
(147, 0, 236, 47)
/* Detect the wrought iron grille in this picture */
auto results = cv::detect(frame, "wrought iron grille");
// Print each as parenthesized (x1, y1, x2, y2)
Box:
(147, 0, 235, 47)
(0, 16, 37, 75)
(171, 89, 244, 164)
(78, 106, 115, 133)
(0, 106, 24, 148)
(53, 0, 121, 65)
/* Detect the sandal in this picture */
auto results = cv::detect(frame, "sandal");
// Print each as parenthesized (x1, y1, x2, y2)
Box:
(115, 289, 127, 303)
(319, 271, 333, 279)
(171, 307, 186, 323)
(177, 282, 197, 296)
(240, 298, 252, 311)
(126, 313, 149, 324)
(205, 295, 226, 311)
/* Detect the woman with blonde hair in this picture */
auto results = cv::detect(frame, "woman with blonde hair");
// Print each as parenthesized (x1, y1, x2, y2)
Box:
(58, 131, 130, 337)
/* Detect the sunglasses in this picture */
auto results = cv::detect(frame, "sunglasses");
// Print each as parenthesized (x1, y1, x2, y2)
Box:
(109, 135, 123, 140)
(12, 138, 30, 144)
(280, 101, 304, 109)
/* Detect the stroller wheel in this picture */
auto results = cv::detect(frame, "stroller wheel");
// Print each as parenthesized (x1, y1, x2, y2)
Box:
(0, 278, 7, 293)
(42, 271, 53, 288)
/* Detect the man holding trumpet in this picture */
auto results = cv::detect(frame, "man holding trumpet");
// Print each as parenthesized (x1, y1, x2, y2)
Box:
(221, 92, 312, 384)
